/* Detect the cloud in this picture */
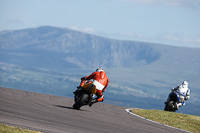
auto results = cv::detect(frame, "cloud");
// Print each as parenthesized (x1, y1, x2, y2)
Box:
(109, 31, 200, 48)
(6, 18, 24, 24)
(70, 26, 95, 34)
(68, 27, 200, 48)
(163, 34, 200, 47)
(122, 0, 200, 9)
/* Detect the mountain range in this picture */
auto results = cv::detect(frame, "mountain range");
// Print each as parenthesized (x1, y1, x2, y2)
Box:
(0, 26, 200, 115)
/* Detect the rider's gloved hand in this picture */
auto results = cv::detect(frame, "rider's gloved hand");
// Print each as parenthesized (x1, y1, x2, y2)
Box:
(185, 96, 190, 100)
(81, 77, 86, 81)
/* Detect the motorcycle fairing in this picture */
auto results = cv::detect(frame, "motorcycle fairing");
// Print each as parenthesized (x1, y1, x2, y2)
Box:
(82, 83, 96, 94)
(169, 92, 184, 104)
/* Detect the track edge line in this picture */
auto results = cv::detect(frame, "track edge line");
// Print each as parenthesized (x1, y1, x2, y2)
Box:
(125, 108, 192, 133)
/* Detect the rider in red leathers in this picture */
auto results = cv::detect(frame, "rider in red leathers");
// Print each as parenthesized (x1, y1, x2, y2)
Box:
(74, 67, 109, 107)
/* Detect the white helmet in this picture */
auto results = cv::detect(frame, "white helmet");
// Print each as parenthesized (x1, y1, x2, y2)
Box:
(96, 67, 104, 72)
(182, 81, 189, 88)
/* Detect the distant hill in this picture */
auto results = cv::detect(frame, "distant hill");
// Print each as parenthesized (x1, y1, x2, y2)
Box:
(0, 26, 200, 115)
(0, 26, 161, 68)
(0, 26, 200, 70)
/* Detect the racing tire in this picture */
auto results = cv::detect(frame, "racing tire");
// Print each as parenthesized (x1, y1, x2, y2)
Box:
(73, 93, 89, 110)
(164, 101, 177, 112)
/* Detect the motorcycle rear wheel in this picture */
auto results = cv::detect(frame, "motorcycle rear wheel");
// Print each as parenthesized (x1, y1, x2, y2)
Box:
(73, 93, 89, 110)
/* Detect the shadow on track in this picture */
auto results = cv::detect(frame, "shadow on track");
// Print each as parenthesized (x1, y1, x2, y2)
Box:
(54, 105, 90, 112)
(54, 105, 74, 109)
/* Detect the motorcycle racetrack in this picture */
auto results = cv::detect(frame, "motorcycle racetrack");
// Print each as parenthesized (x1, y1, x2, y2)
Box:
(0, 87, 188, 133)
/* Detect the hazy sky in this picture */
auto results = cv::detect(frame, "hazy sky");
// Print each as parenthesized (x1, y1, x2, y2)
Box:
(1, 0, 200, 48)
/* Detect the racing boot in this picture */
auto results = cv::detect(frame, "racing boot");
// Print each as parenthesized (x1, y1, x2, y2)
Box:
(176, 103, 182, 110)
(89, 99, 97, 107)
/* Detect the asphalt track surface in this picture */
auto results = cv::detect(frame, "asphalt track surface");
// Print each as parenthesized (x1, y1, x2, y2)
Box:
(0, 87, 188, 133)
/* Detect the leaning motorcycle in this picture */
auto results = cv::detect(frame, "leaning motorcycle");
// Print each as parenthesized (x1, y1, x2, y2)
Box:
(164, 91, 185, 112)
(73, 82, 96, 110)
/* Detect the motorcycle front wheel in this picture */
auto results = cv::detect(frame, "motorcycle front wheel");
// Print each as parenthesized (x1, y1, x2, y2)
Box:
(164, 101, 177, 112)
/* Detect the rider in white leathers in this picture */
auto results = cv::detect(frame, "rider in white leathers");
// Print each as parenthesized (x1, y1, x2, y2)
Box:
(165, 81, 190, 109)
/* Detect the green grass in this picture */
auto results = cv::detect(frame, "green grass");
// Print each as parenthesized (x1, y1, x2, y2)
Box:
(131, 108, 200, 133)
(0, 123, 40, 133)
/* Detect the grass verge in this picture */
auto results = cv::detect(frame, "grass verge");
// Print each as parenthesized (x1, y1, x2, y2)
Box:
(131, 108, 200, 133)
(0, 123, 40, 133)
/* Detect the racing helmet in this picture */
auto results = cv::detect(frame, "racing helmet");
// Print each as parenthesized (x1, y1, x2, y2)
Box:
(96, 67, 104, 72)
(182, 81, 188, 88)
